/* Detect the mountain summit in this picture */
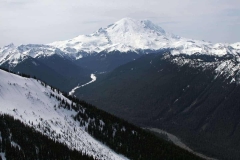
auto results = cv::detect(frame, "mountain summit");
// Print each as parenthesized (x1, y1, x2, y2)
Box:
(49, 18, 239, 55)
(49, 17, 173, 53)
(114, 18, 166, 34)
(1, 18, 240, 67)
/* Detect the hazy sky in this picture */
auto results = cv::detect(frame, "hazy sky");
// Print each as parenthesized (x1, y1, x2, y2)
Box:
(0, 0, 240, 46)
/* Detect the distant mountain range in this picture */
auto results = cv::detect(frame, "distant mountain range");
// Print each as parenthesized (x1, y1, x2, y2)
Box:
(0, 18, 239, 88)
(1, 18, 239, 83)
(1, 18, 240, 67)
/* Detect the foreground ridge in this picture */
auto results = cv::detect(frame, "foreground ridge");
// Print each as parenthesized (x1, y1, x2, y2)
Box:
(0, 68, 202, 160)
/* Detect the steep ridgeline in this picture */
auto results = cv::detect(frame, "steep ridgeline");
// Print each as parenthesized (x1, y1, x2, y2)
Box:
(76, 52, 240, 160)
(0, 114, 93, 160)
(0, 44, 92, 92)
(0, 68, 125, 160)
(0, 68, 201, 160)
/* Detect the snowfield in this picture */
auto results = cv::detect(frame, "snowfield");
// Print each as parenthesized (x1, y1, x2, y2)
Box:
(49, 18, 240, 56)
(0, 69, 128, 160)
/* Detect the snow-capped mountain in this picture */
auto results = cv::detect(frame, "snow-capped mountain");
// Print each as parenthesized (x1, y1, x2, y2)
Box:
(0, 69, 127, 160)
(49, 17, 240, 56)
(1, 17, 240, 87)
(1, 17, 240, 68)
(49, 18, 173, 53)
(0, 43, 65, 67)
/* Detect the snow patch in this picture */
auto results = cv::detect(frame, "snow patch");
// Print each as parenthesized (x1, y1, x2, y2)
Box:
(32, 61, 38, 66)
(167, 54, 240, 84)
(0, 152, 6, 160)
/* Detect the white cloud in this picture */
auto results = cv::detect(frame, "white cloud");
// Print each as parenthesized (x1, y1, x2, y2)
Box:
(0, 0, 239, 46)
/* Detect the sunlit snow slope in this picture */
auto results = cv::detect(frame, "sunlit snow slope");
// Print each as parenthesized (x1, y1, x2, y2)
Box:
(1, 18, 240, 67)
(0, 69, 127, 160)
(50, 18, 240, 55)
(0, 44, 64, 67)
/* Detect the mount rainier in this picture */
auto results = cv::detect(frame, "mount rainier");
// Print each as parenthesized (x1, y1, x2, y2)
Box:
(1, 17, 240, 67)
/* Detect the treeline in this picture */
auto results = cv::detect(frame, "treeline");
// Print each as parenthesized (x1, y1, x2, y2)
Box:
(0, 114, 93, 160)
(74, 53, 240, 159)
(60, 94, 202, 160)
(0, 66, 33, 79)
(0, 66, 50, 87)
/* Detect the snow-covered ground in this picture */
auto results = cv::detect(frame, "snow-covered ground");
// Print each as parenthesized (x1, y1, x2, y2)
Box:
(0, 133, 6, 160)
(69, 74, 97, 96)
(0, 152, 6, 160)
(166, 53, 240, 84)
(0, 69, 127, 160)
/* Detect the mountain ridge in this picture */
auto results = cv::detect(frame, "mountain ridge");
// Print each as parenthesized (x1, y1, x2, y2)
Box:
(0, 68, 202, 160)
(49, 17, 239, 56)
(0, 68, 126, 160)
(1, 18, 240, 68)
(75, 52, 240, 159)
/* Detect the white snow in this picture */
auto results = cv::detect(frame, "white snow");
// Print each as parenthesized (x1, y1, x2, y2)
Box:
(11, 141, 21, 149)
(0, 132, 5, 160)
(69, 74, 97, 96)
(167, 53, 240, 84)
(0, 152, 6, 160)
(32, 61, 38, 66)
(231, 42, 240, 49)
(0, 69, 127, 160)
(49, 18, 240, 56)
(1, 18, 240, 84)
(0, 44, 63, 67)
(1, 18, 240, 67)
